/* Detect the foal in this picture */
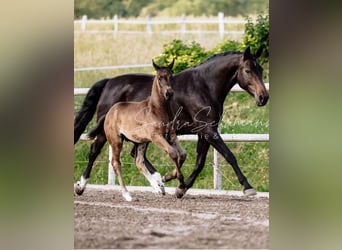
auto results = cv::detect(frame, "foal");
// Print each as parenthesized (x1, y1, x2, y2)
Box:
(81, 60, 186, 201)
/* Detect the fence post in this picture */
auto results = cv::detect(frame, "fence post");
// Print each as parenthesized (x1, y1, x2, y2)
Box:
(218, 12, 224, 39)
(146, 16, 152, 34)
(213, 125, 222, 190)
(108, 146, 116, 185)
(181, 15, 186, 34)
(113, 15, 118, 36)
(81, 15, 87, 32)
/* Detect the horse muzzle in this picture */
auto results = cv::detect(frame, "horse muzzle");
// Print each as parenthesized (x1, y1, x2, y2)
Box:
(256, 93, 269, 106)
(164, 89, 174, 100)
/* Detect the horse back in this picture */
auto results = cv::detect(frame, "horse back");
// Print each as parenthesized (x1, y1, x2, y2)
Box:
(97, 74, 154, 119)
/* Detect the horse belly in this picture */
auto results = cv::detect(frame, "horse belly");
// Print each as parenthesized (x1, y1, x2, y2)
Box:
(119, 128, 151, 143)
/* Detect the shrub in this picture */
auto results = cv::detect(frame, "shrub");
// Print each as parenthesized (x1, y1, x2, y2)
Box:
(154, 14, 269, 72)
(154, 39, 209, 74)
(242, 14, 269, 65)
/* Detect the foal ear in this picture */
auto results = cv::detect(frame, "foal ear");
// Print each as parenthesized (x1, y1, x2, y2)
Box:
(167, 58, 175, 71)
(243, 46, 252, 60)
(152, 59, 160, 70)
(255, 45, 264, 59)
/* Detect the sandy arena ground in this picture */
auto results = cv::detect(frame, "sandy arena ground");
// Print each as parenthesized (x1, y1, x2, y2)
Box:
(74, 185, 269, 249)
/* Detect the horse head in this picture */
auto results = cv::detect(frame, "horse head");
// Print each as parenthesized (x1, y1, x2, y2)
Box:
(237, 46, 269, 106)
(152, 59, 175, 100)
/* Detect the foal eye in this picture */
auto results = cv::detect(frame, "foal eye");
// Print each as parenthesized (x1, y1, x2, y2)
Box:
(245, 69, 251, 73)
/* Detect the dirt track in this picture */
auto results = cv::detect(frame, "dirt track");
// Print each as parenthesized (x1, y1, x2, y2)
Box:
(74, 186, 269, 249)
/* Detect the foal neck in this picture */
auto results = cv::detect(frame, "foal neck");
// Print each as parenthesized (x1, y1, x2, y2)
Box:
(148, 76, 171, 118)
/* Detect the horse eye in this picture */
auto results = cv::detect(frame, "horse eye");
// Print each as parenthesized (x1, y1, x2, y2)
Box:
(245, 69, 251, 73)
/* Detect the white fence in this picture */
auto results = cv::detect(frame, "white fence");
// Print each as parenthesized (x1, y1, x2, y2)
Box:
(74, 12, 246, 38)
(74, 83, 269, 190)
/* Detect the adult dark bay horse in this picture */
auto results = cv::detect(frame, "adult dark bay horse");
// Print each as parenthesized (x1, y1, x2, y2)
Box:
(74, 46, 269, 197)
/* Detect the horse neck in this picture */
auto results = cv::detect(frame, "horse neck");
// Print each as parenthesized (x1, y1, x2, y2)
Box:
(148, 77, 170, 119)
(204, 54, 241, 103)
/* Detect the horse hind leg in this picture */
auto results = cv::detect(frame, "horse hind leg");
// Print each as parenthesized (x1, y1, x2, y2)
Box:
(74, 132, 107, 195)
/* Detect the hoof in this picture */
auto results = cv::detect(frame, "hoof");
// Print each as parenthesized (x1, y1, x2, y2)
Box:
(175, 187, 186, 199)
(122, 192, 132, 202)
(74, 183, 85, 196)
(159, 184, 166, 195)
(243, 188, 257, 196)
(80, 134, 94, 141)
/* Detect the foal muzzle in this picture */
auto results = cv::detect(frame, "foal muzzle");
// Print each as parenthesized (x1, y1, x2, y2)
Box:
(164, 89, 174, 100)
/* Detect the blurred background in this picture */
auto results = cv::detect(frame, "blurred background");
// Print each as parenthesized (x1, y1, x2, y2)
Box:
(1, 0, 342, 250)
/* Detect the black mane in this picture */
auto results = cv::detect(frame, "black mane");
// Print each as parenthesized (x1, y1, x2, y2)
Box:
(193, 51, 242, 68)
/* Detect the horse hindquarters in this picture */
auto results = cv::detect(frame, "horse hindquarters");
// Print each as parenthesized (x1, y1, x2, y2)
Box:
(74, 78, 108, 144)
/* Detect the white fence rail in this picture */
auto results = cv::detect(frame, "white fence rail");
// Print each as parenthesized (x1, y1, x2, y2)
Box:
(74, 12, 246, 38)
(74, 83, 269, 190)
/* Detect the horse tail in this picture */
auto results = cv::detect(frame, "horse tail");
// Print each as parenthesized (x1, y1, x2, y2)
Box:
(87, 115, 106, 139)
(74, 78, 109, 144)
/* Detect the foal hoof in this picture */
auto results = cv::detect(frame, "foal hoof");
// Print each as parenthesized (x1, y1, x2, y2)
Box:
(122, 192, 133, 202)
(74, 183, 85, 196)
(175, 188, 186, 199)
(243, 188, 257, 196)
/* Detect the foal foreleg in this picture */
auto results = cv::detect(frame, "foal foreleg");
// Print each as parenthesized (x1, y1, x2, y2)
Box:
(134, 143, 165, 195)
(162, 136, 187, 183)
(168, 136, 188, 198)
(153, 135, 185, 197)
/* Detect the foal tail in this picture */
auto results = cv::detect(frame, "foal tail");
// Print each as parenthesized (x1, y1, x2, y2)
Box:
(74, 78, 109, 144)
(87, 115, 106, 139)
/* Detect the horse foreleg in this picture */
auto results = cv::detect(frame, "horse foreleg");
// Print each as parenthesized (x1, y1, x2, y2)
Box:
(179, 136, 211, 198)
(205, 129, 256, 196)
(134, 143, 165, 195)
(74, 132, 107, 195)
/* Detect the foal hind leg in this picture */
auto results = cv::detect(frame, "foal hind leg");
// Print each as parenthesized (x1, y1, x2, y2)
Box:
(110, 140, 132, 202)
(134, 143, 165, 195)
(74, 132, 107, 195)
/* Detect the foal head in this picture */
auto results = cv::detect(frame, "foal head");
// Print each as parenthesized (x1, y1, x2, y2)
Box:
(236, 46, 269, 106)
(152, 59, 175, 100)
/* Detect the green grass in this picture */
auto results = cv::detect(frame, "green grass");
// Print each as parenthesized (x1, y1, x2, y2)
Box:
(74, 26, 269, 192)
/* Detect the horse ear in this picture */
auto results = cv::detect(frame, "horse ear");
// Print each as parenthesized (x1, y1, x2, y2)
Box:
(243, 46, 251, 60)
(168, 58, 175, 70)
(152, 59, 160, 70)
(255, 45, 264, 59)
